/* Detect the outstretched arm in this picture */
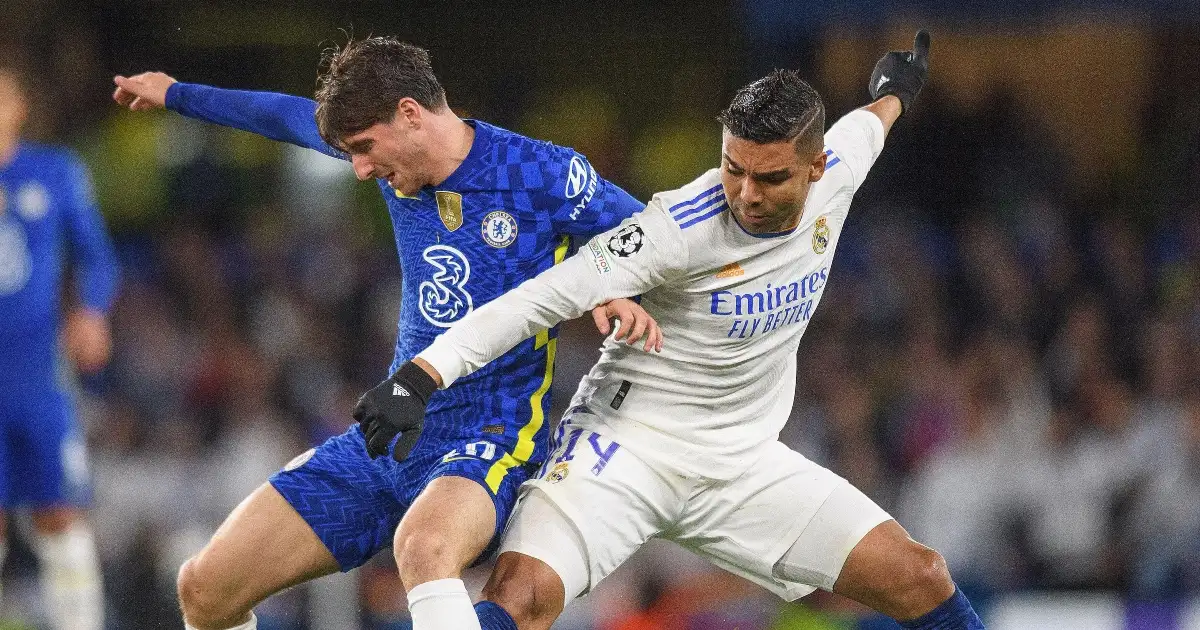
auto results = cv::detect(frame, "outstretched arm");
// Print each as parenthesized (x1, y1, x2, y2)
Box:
(863, 29, 931, 136)
(112, 72, 344, 159)
(353, 204, 687, 461)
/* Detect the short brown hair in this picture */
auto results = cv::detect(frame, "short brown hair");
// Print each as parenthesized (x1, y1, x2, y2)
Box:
(314, 37, 447, 148)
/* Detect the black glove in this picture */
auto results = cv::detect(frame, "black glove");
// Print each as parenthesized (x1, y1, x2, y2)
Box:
(869, 30, 931, 115)
(353, 361, 439, 461)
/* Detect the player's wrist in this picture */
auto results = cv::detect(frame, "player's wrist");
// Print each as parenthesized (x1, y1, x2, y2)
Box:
(391, 361, 438, 403)
(164, 81, 186, 110)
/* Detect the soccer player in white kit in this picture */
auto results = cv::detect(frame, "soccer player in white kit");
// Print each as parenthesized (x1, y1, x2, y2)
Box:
(363, 31, 985, 630)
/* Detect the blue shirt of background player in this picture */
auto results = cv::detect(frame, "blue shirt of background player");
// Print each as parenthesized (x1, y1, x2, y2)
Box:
(0, 143, 119, 392)
(165, 83, 644, 464)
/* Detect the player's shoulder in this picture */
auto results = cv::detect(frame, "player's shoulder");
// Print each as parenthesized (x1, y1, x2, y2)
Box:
(650, 169, 726, 230)
(475, 119, 575, 166)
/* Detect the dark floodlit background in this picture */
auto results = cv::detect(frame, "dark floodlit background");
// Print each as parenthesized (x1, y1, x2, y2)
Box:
(4, 1, 1200, 628)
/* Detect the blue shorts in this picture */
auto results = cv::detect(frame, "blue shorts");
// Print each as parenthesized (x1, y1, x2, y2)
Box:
(0, 387, 91, 509)
(269, 424, 535, 572)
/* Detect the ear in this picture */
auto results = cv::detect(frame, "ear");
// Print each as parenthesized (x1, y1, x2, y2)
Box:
(395, 97, 422, 128)
(808, 149, 827, 183)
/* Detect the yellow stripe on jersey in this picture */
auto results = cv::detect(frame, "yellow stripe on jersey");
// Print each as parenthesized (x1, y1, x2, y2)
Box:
(485, 235, 570, 493)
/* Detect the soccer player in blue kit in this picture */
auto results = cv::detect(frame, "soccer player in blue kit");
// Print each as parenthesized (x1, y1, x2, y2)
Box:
(0, 67, 115, 630)
(112, 37, 659, 630)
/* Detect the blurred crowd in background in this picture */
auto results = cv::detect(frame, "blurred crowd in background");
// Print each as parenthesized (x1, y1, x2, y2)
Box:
(3, 0, 1200, 628)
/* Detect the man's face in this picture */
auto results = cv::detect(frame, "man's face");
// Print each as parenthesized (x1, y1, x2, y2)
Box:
(720, 130, 825, 235)
(0, 71, 28, 144)
(339, 102, 426, 195)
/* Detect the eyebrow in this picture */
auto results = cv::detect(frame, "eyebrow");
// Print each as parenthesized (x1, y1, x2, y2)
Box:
(723, 154, 791, 181)
(344, 138, 373, 153)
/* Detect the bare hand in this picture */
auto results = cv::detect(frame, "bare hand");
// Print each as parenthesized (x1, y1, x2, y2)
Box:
(591, 298, 663, 353)
(112, 72, 177, 111)
(63, 309, 112, 374)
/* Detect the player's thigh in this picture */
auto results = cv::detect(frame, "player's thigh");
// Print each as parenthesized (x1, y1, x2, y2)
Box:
(180, 483, 340, 610)
(502, 424, 680, 603)
(5, 388, 90, 509)
(392, 474, 497, 580)
(674, 441, 890, 601)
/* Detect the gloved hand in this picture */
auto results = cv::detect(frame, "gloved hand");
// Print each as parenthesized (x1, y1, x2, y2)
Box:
(869, 30, 931, 115)
(353, 361, 439, 461)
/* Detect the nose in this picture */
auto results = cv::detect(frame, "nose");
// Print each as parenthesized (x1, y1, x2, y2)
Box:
(739, 179, 763, 206)
(350, 154, 374, 181)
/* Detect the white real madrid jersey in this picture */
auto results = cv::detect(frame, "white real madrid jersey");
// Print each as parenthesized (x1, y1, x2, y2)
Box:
(420, 109, 886, 478)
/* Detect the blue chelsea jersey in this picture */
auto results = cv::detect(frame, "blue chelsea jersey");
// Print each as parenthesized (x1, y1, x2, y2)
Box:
(166, 84, 644, 462)
(0, 143, 119, 388)
(383, 120, 641, 454)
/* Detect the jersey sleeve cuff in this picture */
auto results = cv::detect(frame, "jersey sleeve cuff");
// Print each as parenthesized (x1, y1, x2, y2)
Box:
(848, 108, 886, 161)
(164, 82, 189, 111)
(416, 341, 468, 389)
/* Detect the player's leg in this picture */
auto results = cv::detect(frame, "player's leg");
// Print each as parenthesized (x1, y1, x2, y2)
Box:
(176, 484, 340, 629)
(476, 489, 590, 630)
(392, 475, 496, 630)
(830, 519, 982, 628)
(391, 434, 552, 630)
(10, 388, 104, 630)
(472, 422, 679, 630)
(179, 426, 405, 629)
(676, 441, 982, 629)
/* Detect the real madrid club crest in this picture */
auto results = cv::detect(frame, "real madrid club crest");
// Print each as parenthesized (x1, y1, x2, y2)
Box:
(812, 217, 830, 254)
(435, 191, 463, 232)
(547, 462, 570, 484)
(607, 223, 644, 258)
(482, 210, 518, 248)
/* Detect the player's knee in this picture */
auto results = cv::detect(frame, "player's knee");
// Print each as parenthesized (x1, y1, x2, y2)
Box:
(393, 527, 461, 587)
(482, 566, 561, 627)
(887, 545, 953, 616)
(177, 555, 246, 628)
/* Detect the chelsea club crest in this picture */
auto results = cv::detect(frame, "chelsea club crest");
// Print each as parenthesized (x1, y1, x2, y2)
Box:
(813, 217, 830, 254)
(482, 211, 518, 248)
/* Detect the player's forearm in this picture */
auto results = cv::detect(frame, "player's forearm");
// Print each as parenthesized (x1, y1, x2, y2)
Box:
(860, 95, 902, 137)
(418, 262, 602, 387)
(165, 83, 343, 159)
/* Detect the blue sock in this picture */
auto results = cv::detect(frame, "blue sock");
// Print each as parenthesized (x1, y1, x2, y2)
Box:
(898, 587, 985, 629)
(475, 601, 518, 630)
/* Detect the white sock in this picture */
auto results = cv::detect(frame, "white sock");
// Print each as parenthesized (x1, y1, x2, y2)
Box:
(184, 612, 257, 630)
(34, 522, 104, 630)
(407, 578, 482, 630)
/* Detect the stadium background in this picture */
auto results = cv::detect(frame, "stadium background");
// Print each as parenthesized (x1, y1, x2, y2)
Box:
(3, 0, 1200, 628)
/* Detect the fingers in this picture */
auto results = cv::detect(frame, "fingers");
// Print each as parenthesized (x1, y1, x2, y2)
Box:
(591, 306, 611, 335)
(626, 310, 649, 346)
(367, 427, 391, 459)
(392, 430, 421, 463)
(912, 29, 931, 60)
(612, 308, 633, 341)
(641, 316, 663, 353)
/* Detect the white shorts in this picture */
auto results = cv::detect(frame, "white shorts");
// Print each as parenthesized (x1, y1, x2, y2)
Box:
(499, 418, 892, 603)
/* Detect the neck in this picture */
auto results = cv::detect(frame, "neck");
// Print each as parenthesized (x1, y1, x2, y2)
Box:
(422, 113, 474, 187)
